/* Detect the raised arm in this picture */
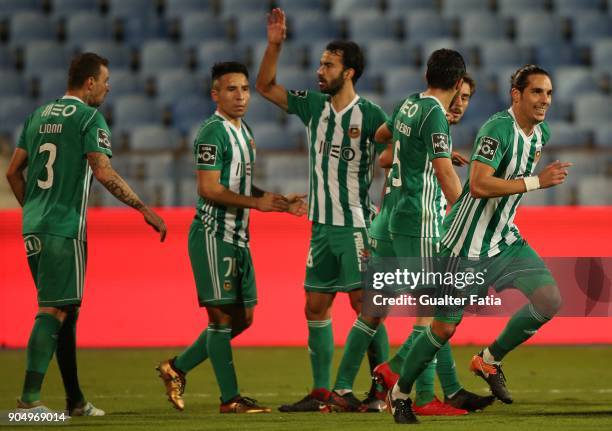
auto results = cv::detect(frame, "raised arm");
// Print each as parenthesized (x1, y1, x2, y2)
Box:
(87, 152, 167, 241)
(198, 170, 289, 212)
(6, 148, 28, 207)
(470, 159, 571, 199)
(255, 8, 289, 110)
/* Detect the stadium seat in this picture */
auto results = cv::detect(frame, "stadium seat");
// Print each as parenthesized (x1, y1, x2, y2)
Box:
(450, 123, 478, 149)
(533, 43, 582, 70)
(554, 67, 600, 104)
(515, 13, 566, 45)
(130, 125, 181, 151)
(420, 39, 478, 67)
(497, 0, 547, 17)
(575, 94, 612, 127)
(181, 13, 228, 47)
(51, 0, 100, 16)
(0, 71, 27, 98)
(0, 0, 41, 19)
(330, 0, 382, 18)
(277, 0, 328, 14)
(571, 13, 612, 47)
(461, 95, 505, 128)
(383, 67, 424, 96)
(277, 67, 315, 91)
(108, 0, 155, 19)
(594, 125, 612, 148)
(10, 12, 56, 45)
(37, 69, 68, 102)
(80, 41, 132, 69)
(347, 12, 402, 42)
(140, 40, 185, 73)
(178, 178, 197, 206)
(220, 0, 271, 19)
(386, 0, 436, 14)
(0, 45, 12, 68)
(577, 176, 612, 205)
(117, 15, 166, 46)
(164, 0, 213, 18)
(105, 69, 144, 103)
(404, 12, 453, 43)
(66, 13, 112, 47)
(23, 41, 71, 77)
(592, 39, 612, 69)
(155, 69, 202, 104)
(0, 97, 35, 135)
(442, 0, 493, 17)
(546, 121, 592, 147)
(171, 95, 213, 133)
(112, 95, 161, 133)
(459, 13, 511, 43)
(197, 41, 250, 72)
(544, 99, 572, 122)
(290, 12, 342, 43)
(365, 40, 418, 74)
(236, 14, 269, 42)
(251, 41, 309, 71)
(553, 0, 603, 16)
(250, 123, 299, 150)
(479, 41, 532, 73)
(247, 95, 284, 124)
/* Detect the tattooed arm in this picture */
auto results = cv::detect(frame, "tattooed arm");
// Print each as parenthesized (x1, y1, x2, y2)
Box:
(87, 152, 167, 241)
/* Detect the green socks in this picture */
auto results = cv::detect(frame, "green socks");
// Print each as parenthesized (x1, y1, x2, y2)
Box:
(398, 326, 444, 395)
(307, 319, 333, 390)
(367, 322, 389, 368)
(388, 325, 424, 374)
(334, 317, 377, 390)
(206, 324, 238, 403)
(489, 303, 551, 361)
(436, 341, 462, 398)
(174, 329, 209, 373)
(22, 313, 62, 403)
(56, 309, 85, 407)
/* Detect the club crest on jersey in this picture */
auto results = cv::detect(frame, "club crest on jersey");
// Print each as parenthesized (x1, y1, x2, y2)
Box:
(223, 280, 232, 291)
(341, 147, 356, 161)
(24, 235, 42, 257)
(249, 138, 255, 149)
(432, 133, 449, 154)
(289, 89, 307, 98)
(348, 125, 361, 139)
(534, 150, 541, 163)
(197, 144, 217, 166)
(97, 129, 111, 150)
(477, 136, 500, 161)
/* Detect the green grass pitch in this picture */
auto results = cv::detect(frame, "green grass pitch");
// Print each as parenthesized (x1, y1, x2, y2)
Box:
(1, 346, 612, 430)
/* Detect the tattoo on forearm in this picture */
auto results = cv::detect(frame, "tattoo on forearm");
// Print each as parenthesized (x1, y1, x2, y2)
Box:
(100, 173, 144, 210)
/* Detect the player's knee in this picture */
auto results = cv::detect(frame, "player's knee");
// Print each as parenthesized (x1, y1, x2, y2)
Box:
(38, 306, 67, 322)
(360, 315, 382, 327)
(431, 321, 456, 341)
(532, 285, 562, 318)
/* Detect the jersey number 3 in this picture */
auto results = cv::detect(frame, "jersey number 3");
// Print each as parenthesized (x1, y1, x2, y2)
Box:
(37, 143, 57, 190)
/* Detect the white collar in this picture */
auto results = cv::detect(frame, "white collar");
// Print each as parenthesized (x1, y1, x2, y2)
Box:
(330, 94, 360, 116)
(419, 92, 447, 114)
(215, 110, 242, 133)
(62, 95, 85, 104)
(508, 107, 537, 140)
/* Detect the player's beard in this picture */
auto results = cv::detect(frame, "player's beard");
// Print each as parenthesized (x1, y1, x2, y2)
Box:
(320, 75, 344, 96)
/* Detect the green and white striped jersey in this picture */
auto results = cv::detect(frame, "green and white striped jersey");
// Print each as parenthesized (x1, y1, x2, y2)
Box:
(18, 96, 113, 241)
(441, 108, 550, 257)
(287, 90, 388, 228)
(193, 111, 256, 247)
(388, 93, 452, 238)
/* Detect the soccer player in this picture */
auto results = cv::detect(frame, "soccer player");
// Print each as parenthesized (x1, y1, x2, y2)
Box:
(348, 75, 494, 415)
(388, 65, 570, 424)
(156, 61, 306, 414)
(256, 8, 390, 412)
(5, 53, 167, 415)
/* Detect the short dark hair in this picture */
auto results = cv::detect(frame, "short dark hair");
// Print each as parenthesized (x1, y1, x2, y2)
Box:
(211, 61, 249, 83)
(510, 64, 550, 93)
(425, 49, 466, 90)
(325, 40, 364, 84)
(67, 52, 108, 89)
(463, 73, 476, 97)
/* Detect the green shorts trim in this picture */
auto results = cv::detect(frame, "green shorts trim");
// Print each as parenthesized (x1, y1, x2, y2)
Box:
(24, 233, 86, 307)
(188, 223, 257, 307)
(304, 223, 369, 293)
